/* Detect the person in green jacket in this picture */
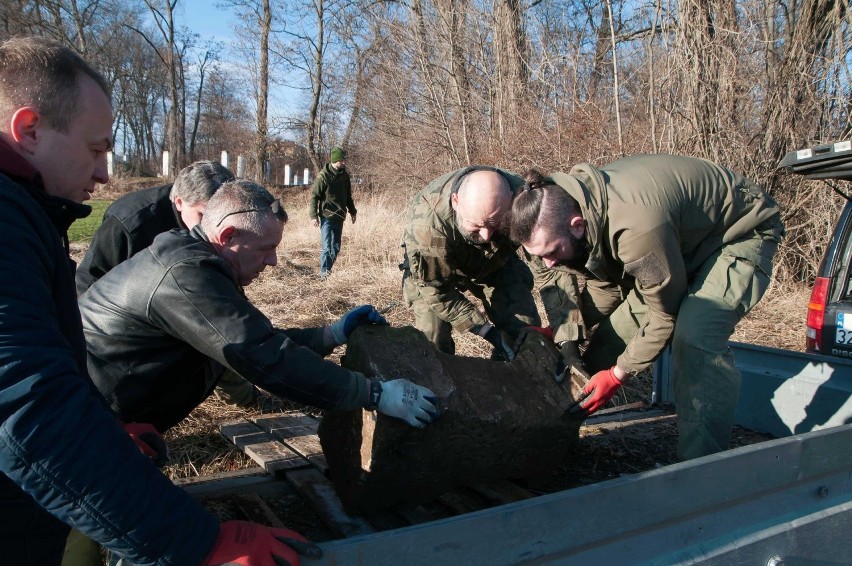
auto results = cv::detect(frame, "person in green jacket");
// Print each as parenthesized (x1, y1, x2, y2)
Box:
(401, 166, 566, 360)
(309, 146, 356, 279)
(510, 155, 784, 461)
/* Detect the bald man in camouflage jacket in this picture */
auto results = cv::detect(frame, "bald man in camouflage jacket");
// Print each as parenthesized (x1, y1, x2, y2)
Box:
(401, 166, 584, 360)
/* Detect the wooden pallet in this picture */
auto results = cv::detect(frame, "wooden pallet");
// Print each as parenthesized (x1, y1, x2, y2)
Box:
(216, 412, 537, 539)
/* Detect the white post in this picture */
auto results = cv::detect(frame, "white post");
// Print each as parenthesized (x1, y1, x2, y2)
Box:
(264, 160, 271, 182)
(293, 174, 299, 185)
(220, 150, 229, 168)
(303, 168, 311, 185)
(236, 155, 245, 177)
(162, 151, 170, 178)
(107, 151, 114, 177)
(284, 164, 291, 186)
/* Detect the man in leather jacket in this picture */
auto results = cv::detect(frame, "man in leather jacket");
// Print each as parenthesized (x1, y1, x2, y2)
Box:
(80, 179, 440, 433)
(76, 160, 263, 409)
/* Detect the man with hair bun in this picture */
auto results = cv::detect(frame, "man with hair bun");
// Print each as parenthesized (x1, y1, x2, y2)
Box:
(511, 155, 784, 461)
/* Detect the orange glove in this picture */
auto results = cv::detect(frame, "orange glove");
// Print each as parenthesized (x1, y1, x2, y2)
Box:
(571, 367, 622, 415)
(202, 521, 322, 566)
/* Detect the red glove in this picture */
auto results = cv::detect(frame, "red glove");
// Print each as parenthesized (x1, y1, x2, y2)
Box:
(203, 521, 322, 566)
(123, 422, 169, 467)
(578, 367, 623, 414)
(524, 326, 554, 341)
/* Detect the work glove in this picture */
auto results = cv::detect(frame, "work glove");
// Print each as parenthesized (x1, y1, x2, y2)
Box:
(374, 379, 440, 429)
(472, 324, 515, 362)
(568, 367, 623, 417)
(555, 341, 591, 384)
(202, 520, 322, 566)
(329, 304, 388, 345)
(123, 422, 169, 468)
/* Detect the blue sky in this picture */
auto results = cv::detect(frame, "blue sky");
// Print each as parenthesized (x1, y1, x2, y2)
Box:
(175, 0, 302, 132)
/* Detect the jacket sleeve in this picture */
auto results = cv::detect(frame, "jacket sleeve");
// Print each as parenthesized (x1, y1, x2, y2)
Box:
(149, 258, 367, 410)
(524, 252, 586, 342)
(0, 197, 218, 566)
(403, 227, 488, 333)
(308, 174, 325, 220)
(613, 222, 684, 374)
(75, 213, 132, 295)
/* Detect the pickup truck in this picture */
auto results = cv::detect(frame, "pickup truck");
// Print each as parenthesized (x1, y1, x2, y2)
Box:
(187, 148, 852, 564)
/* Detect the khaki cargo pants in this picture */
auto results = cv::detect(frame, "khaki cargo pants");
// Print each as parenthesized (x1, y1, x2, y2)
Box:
(581, 216, 784, 461)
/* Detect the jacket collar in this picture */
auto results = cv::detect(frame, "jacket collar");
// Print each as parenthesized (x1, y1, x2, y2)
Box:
(0, 137, 92, 244)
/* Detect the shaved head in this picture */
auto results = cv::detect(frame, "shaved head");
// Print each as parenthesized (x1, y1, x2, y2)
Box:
(451, 170, 512, 244)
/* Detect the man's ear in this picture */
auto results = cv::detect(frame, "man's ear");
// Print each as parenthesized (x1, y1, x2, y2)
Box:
(568, 214, 586, 238)
(173, 196, 185, 211)
(218, 225, 237, 245)
(9, 107, 41, 154)
(450, 192, 459, 211)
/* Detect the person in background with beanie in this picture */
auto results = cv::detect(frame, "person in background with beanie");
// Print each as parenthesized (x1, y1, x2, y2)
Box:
(309, 146, 356, 279)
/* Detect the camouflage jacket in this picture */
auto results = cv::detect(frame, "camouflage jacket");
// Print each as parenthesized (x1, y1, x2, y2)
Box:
(544, 154, 782, 374)
(401, 167, 546, 334)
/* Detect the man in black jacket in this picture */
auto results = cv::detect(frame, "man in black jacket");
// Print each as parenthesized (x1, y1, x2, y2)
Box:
(80, 179, 440, 432)
(76, 160, 263, 409)
(76, 160, 233, 293)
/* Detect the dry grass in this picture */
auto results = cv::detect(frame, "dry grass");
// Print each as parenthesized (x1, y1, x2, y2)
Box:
(75, 181, 810, 480)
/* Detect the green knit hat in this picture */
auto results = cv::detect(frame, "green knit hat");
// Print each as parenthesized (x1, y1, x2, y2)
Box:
(330, 147, 346, 162)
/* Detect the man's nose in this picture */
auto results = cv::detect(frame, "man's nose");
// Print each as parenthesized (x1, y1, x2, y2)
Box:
(479, 228, 493, 242)
(266, 252, 278, 267)
(94, 154, 110, 184)
(544, 257, 556, 268)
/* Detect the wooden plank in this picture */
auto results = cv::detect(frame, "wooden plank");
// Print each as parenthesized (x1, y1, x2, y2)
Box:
(254, 416, 328, 472)
(219, 419, 311, 476)
(232, 493, 286, 528)
(469, 480, 533, 506)
(435, 490, 482, 515)
(285, 467, 375, 538)
(392, 506, 434, 525)
(254, 414, 319, 433)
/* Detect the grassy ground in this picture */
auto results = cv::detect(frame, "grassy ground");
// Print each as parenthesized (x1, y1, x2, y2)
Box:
(68, 200, 110, 242)
(69, 179, 810, 481)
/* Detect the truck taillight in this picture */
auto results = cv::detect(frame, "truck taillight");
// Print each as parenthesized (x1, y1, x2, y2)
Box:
(806, 277, 830, 352)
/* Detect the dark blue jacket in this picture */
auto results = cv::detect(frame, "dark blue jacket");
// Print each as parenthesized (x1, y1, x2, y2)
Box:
(76, 183, 178, 294)
(0, 143, 218, 565)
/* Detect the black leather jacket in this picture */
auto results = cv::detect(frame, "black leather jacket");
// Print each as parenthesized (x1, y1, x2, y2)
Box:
(79, 226, 366, 431)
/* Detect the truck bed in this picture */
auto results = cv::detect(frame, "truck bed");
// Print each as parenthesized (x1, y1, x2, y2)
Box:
(180, 343, 852, 564)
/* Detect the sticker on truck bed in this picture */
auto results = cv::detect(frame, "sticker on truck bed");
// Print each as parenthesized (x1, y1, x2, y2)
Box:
(836, 312, 852, 345)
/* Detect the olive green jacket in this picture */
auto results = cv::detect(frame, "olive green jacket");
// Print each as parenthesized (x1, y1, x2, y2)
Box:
(308, 163, 355, 222)
(536, 154, 781, 374)
(401, 167, 533, 333)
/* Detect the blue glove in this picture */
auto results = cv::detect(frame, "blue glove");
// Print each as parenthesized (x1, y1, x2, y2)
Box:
(375, 379, 440, 428)
(330, 304, 388, 345)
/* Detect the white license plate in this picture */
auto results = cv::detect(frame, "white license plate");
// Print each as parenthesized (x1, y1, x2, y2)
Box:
(836, 312, 852, 344)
